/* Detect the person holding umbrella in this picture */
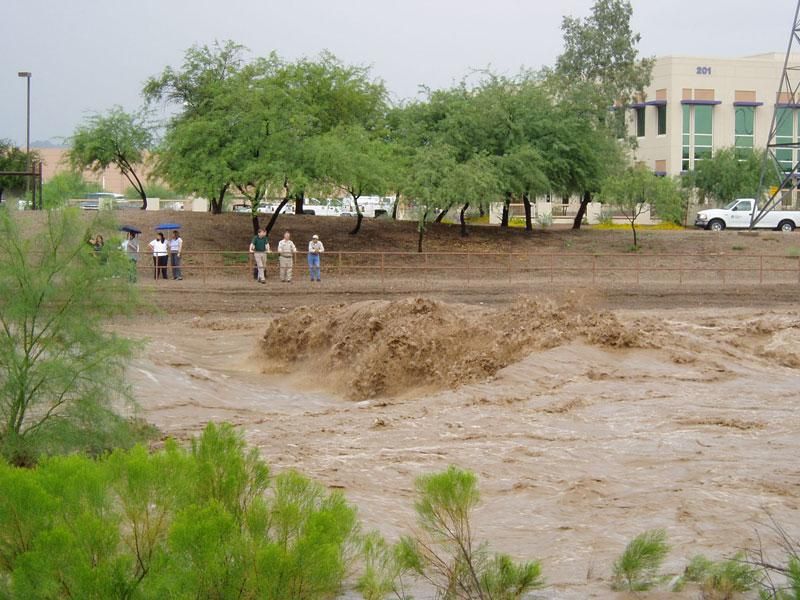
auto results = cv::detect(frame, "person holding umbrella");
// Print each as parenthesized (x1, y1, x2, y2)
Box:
(126, 231, 140, 281)
(148, 232, 169, 280)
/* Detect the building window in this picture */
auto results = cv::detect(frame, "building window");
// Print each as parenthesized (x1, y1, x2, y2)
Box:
(682, 105, 690, 171)
(734, 106, 755, 158)
(776, 107, 794, 173)
(657, 105, 667, 135)
(682, 104, 714, 171)
(694, 105, 713, 163)
(636, 106, 645, 137)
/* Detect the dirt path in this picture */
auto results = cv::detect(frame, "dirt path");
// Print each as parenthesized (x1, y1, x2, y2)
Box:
(120, 296, 800, 599)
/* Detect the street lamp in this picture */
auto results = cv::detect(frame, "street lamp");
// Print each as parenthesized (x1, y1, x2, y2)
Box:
(17, 72, 32, 207)
(17, 72, 31, 156)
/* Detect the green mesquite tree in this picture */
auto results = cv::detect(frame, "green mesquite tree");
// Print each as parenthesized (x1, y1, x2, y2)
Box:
(0, 208, 138, 466)
(69, 107, 153, 210)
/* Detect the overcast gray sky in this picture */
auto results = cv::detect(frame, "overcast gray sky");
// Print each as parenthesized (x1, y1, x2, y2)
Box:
(0, 0, 790, 146)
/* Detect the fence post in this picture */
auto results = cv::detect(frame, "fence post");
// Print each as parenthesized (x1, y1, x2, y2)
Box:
(721, 257, 726, 287)
(203, 252, 207, 284)
(678, 254, 683, 286)
(760, 255, 764, 285)
(380, 252, 385, 291)
(338, 252, 342, 279)
(636, 254, 641, 285)
(507, 252, 512, 284)
(592, 254, 597, 284)
(549, 253, 554, 284)
(466, 252, 471, 284)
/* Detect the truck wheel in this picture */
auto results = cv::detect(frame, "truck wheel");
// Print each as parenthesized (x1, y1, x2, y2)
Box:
(707, 219, 725, 231)
(779, 220, 796, 232)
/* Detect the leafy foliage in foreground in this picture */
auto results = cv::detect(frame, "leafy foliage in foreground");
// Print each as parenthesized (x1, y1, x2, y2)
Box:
(612, 529, 669, 591)
(395, 465, 544, 599)
(0, 208, 142, 466)
(673, 553, 759, 598)
(0, 423, 359, 599)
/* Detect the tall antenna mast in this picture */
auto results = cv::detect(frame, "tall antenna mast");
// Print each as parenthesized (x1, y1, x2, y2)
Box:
(752, 0, 800, 227)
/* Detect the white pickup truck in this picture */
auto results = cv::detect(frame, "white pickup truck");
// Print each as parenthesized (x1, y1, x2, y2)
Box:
(695, 198, 800, 232)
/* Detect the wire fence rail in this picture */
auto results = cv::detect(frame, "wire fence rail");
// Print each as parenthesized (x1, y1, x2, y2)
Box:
(131, 250, 800, 288)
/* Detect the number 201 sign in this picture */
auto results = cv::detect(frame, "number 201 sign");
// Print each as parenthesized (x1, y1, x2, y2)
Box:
(696, 66, 712, 75)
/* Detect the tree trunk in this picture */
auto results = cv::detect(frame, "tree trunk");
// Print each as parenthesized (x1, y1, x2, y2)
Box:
(434, 204, 451, 223)
(500, 193, 511, 228)
(572, 190, 592, 229)
(266, 198, 290, 234)
(631, 222, 638, 248)
(523, 193, 533, 231)
(294, 190, 305, 215)
(479, 205, 485, 218)
(460, 202, 470, 237)
(417, 210, 428, 253)
(251, 214, 260, 236)
(349, 196, 363, 235)
(391, 191, 400, 220)
(210, 184, 228, 214)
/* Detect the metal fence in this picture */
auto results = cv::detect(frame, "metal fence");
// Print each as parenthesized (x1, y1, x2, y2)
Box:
(133, 250, 800, 288)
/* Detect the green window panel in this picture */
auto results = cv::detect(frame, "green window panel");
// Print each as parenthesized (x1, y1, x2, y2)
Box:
(657, 105, 667, 135)
(695, 105, 713, 135)
(776, 108, 793, 137)
(682, 105, 690, 134)
(636, 107, 646, 137)
(735, 106, 754, 135)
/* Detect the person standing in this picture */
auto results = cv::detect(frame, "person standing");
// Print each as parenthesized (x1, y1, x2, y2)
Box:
(169, 230, 183, 280)
(148, 232, 169, 280)
(277, 231, 297, 283)
(249, 228, 270, 284)
(307, 234, 324, 282)
(126, 231, 140, 282)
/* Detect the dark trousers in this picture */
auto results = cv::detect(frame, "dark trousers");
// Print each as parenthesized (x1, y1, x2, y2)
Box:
(154, 255, 168, 279)
(170, 252, 182, 279)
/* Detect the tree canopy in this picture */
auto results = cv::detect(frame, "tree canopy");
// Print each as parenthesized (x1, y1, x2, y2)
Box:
(0, 140, 33, 204)
(683, 148, 775, 205)
(69, 108, 153, 209)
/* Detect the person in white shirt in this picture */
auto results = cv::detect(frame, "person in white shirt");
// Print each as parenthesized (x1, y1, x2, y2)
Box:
(307, 234, 324, 282)
(148, 233, 168, 280)
(277, 231, 297, 283)
(169, 230, 183, 280)
(126, 232, 139, 282)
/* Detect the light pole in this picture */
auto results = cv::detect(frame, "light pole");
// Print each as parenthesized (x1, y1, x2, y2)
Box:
(17, 72, 32, 207)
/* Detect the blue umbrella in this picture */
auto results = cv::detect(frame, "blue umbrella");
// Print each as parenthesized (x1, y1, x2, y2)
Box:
(155, 223, 181, 230)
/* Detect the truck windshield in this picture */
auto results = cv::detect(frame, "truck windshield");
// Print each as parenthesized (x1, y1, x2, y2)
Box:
(723, 200, 739, 210)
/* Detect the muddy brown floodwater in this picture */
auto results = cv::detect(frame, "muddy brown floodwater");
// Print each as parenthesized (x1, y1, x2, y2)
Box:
(120, 297, 800, 599)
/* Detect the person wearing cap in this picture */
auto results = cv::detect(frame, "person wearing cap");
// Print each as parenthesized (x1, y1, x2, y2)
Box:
(307, 234, 324, 282)
(277, 231, 297, 283)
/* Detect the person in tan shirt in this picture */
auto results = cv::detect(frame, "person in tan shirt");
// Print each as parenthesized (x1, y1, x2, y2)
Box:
(277, 231, 297, 283)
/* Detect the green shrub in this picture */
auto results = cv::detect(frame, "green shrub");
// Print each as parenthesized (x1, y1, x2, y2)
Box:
(0, 208, 144, 465)
(675, 553, 758, 599)
(612, 529, 669, 591)
(398, 465, 544, 599)
(0, 422, 359, 599)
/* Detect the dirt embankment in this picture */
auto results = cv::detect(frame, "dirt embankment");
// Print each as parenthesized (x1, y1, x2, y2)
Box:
(259, 297, 643, 400)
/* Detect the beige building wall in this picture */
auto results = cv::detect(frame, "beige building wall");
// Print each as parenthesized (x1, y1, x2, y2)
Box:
(34, 147, 154, 195)
(631, 53, 795, 178)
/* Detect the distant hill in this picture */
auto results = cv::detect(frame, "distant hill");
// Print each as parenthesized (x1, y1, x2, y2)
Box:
(31, 138, 68, 149)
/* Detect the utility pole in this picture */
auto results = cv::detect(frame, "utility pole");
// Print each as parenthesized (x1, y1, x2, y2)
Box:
(17, 71, 32, 208)
(752, 1, 800, 227)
